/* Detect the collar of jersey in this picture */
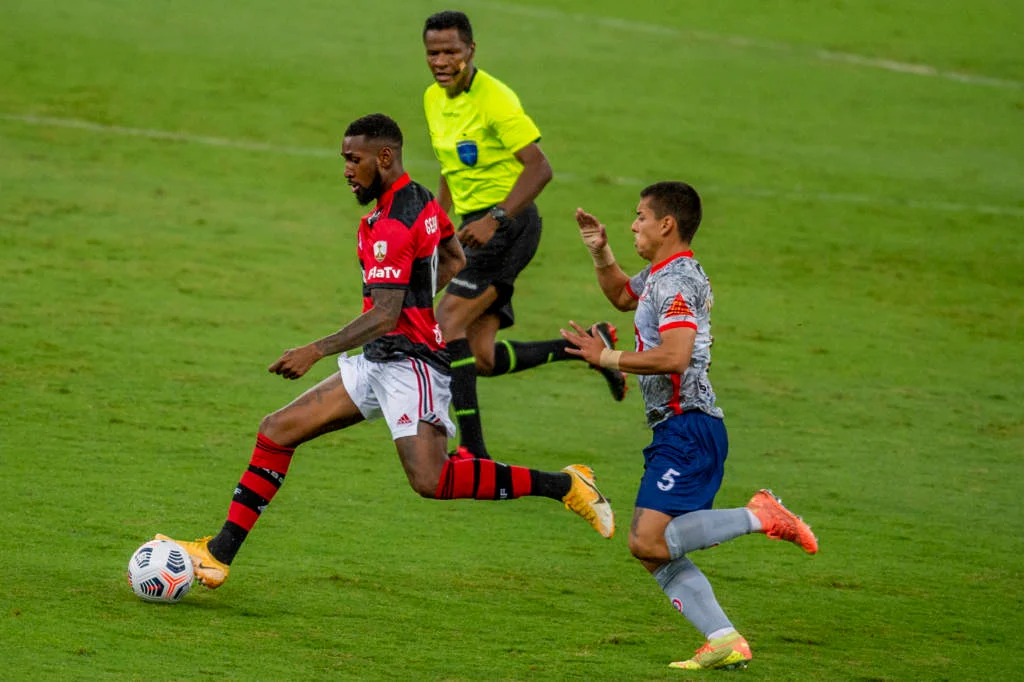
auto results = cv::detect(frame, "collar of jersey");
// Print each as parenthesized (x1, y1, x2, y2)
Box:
(376, 173, 411, 208)
(464, 67, 479, 92)
(650, 250, 694, 274)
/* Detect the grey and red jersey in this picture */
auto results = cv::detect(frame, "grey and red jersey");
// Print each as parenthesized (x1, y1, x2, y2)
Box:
(625, 250, 723, 428)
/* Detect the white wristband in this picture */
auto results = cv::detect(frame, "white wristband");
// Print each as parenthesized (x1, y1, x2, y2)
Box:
(599, 348, 623, 370)
(590, 245, 616, 268)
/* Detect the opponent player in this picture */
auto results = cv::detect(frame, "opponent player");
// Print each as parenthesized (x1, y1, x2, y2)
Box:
(422, 10, 627, 461)
(561, 182, 817, 670)
(158, 114, 614, 590)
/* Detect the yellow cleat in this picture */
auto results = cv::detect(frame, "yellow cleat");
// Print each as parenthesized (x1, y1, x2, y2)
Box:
(669, 631, 752, 670)
(746, 489, 819, 554)
(561, 465, 614, 539)
(155, 534, 230, 589)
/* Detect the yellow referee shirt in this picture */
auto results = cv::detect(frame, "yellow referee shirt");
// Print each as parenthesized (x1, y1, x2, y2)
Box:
(424, 68, 541, 217)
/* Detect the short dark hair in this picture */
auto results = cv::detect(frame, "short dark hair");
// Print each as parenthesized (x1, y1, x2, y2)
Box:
(423, 10, 473, 44)
(640, 181, 703, 243)
(344, 113, 403, 147)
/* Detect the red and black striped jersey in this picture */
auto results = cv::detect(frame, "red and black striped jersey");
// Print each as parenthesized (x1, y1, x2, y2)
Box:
(357, 173, 455, 372)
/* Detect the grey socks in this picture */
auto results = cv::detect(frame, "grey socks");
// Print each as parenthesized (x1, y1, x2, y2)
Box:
(655, 507, 758, 637)
(664, 508, 756, 558)
(654, 556, 733, 637)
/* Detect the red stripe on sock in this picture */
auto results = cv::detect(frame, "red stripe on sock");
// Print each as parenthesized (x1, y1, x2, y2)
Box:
(240, 470, 279, 502)
(251, 434, 295, 473)
(510, 465, 532, 498)
(255, 432, 293, 454)
(475, 458, 496, 499)
(435, 459, 476, 499)
(227, 501, 260, 531)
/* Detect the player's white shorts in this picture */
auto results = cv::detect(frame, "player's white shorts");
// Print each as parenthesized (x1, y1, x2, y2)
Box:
(337, 353, 456, 441)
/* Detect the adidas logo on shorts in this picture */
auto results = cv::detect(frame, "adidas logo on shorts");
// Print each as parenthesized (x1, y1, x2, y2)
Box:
(397, 414, 412, 426)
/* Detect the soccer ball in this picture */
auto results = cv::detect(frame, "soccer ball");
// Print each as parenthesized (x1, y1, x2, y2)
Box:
(127, 539, 194, 603)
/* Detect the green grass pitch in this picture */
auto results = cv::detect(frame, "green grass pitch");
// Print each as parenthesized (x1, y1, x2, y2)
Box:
(2, 0, 1022, 679)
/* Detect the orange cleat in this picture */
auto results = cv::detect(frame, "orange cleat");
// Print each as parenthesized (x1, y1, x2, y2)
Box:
(746, 489, 819, 554)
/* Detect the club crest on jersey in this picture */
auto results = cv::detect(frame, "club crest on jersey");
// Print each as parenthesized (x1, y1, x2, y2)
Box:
(373, 240, 387, 262)
(456, 140, 478, 167)
(666, 293, 694, 318)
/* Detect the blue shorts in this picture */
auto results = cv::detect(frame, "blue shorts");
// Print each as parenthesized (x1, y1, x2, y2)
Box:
(634, 411, 729, 516)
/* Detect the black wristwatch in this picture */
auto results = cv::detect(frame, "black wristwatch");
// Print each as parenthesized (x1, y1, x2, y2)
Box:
(488, 206, 513, 230)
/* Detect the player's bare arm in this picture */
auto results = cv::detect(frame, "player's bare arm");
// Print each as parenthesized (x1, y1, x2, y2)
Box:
(436, 174, 454, 216)
(436, 234, 466, 291)
(575, 208, 636, 311)
(504, 142, 552, 217)
(561, 322, 695, 375)
(457, 142, 552, 249)
(268, 287, 406, 380)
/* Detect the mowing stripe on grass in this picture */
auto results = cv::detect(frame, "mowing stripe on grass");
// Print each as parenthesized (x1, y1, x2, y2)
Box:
(3, 113, 1021, 218)
(465, 0, 1023, 90)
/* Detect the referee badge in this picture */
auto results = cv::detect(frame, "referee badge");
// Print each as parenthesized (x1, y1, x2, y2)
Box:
(456, 140, 478, 167)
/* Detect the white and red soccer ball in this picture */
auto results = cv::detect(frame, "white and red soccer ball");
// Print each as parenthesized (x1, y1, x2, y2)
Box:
(127, 539, 193, 603)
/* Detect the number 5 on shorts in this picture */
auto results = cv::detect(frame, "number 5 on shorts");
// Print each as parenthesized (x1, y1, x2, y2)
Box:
(657, 468, 682, 492)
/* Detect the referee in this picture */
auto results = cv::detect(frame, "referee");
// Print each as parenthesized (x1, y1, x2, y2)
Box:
(423, 10, 626, 460)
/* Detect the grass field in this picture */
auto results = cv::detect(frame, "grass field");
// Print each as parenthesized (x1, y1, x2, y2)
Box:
(2, 0, 1022, 679)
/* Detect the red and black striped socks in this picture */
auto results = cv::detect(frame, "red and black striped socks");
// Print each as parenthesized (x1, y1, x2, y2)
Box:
(207, 433, 294, 565)
(435, 457, 571, 501)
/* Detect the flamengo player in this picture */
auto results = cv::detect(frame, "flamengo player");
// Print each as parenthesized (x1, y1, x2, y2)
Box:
(157, 114, 613, 590)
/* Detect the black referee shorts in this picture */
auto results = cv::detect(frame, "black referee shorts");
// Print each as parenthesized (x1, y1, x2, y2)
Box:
(445, 202, 542, 330)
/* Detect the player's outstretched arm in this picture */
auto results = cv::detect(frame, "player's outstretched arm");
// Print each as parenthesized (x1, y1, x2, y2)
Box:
(562, 322, 695, 376)
(436, 235, 466, 291)
(268, 288, 405, 380)
(575, 208, 636, 312)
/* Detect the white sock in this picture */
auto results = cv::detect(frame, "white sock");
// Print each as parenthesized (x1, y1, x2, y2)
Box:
(746, 508, 762, 532)
(708, 627, 737, 641)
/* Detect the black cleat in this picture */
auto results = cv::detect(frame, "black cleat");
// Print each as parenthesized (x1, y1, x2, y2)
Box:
(591, 322, 627, 402)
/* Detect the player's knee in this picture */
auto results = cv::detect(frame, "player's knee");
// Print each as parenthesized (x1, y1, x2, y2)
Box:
(628, 532, 665, 562)
(403, 458, 443, 498)
(436, 302, 463, 335)
(258, 412, 303, 448)
(437, 300, 482, 342)
(438, 317, 459, 341)
(258, 413, 283, 442)
(474, 354, 495, 376)
(627, 534, 648, 560)
(409, 472, 439, 499)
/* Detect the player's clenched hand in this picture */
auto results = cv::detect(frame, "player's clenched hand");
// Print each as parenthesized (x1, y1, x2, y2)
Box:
(457, 215, 498, 249)
(268, 344, 324, 380)
(559, 320, 606, 366)
(575, 208, 607, 250)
